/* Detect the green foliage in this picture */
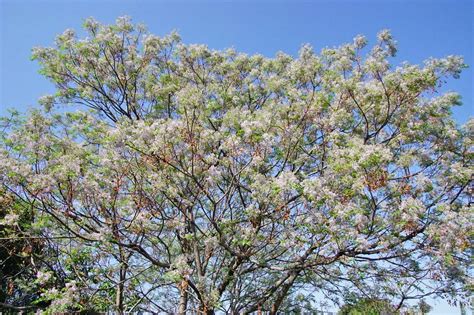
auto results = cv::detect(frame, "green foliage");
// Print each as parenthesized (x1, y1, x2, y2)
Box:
(338, 298, 400, 315)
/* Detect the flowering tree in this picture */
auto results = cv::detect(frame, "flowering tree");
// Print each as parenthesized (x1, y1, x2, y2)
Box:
(0, 17, 472, 314)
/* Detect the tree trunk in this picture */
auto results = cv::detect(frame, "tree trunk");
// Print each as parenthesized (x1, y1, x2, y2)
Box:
(115, 252, 127, 314)
(115, 280, 124, 315)
(178, 280, 189, 315)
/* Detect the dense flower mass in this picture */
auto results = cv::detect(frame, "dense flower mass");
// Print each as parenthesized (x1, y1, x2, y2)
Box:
(0, 17, 472, 314)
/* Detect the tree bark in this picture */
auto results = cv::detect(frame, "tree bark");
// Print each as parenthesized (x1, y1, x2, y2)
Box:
(116, 280, 124, 315)
(178, 280, 189, 315)
(115, 263, 126, 315)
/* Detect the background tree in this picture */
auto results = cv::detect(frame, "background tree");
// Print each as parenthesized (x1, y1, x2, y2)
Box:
(0, 17, 472, 313)
(338, 297, 399, 315)
(0, 189, 44, 311)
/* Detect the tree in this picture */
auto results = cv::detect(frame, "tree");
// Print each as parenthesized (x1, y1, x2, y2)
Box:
(0, 17, 472, 313)
(338, 297, 399, 315)
(0, 190, 43, 311)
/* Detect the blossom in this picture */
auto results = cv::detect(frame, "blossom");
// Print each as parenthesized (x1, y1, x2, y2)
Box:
(36, 270, 53, 285)
(353, 34, 367, 49)
(2, 213, 19, 226)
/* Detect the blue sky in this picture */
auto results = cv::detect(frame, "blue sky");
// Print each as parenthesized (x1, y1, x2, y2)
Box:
(0, 0, 472, 313)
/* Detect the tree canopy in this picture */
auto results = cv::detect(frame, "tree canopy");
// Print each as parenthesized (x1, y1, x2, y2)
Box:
(0, 17, 472, 314)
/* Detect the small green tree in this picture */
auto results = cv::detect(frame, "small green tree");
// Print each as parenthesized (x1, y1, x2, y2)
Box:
(0, 190, 45, 311)
(338, 298, 399, 315)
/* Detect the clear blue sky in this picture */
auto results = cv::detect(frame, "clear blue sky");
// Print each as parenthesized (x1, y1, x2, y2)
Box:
(0, 0, 472, 313)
